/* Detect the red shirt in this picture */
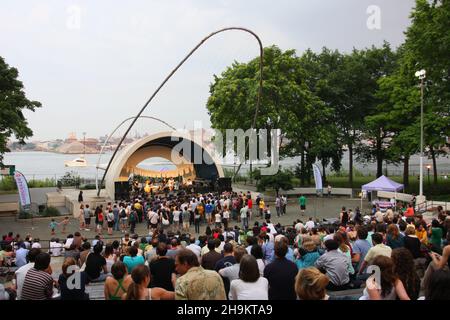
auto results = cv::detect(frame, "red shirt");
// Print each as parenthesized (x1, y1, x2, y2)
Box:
(405, 207, 414, 217)
(247, 199, 253, 209)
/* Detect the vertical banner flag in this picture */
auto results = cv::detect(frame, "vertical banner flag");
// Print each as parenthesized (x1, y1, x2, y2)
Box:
(14, 171, 31, 209)
(312, 164, 323, 193)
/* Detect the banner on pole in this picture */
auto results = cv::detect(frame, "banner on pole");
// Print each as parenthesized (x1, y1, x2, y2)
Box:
(312, 164, 323, 193)
(14, 171, 31, 210)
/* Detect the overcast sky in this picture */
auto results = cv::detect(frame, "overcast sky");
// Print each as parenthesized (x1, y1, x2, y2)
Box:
(1, 0, 415, 141)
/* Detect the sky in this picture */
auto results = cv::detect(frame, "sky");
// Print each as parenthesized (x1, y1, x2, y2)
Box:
(0, 0, 416, 141)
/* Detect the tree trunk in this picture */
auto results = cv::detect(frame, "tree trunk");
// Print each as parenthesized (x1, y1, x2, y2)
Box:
(430, 145, 438, 184)
(403, 156, 409, 189)
(348, 143, 353, 188)
(376, 136, 383, 178)
(275, 188, 279, 197)
(300, 147, 305, 186)
(322, 161, 327, 184)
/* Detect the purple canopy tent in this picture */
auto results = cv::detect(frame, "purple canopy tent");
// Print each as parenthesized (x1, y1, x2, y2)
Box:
(361, 175, 404, 192)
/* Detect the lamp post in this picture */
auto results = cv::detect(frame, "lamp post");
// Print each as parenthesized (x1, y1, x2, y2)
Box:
(415, 69, 426, 198)
(426, 165, 431, 186)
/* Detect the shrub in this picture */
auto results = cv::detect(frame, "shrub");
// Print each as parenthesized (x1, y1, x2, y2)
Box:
(0, 176, 17, 191)
(41, 206, 60, 217)
(18, 210, 33, 219)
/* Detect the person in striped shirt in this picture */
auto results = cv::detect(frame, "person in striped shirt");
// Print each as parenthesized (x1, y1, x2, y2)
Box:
(21, 252, 55, 300)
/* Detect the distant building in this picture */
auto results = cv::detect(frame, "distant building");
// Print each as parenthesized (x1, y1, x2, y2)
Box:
(65, 132, 77, 143)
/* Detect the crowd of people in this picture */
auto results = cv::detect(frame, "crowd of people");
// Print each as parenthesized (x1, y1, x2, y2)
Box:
(1, 189, 450, 300)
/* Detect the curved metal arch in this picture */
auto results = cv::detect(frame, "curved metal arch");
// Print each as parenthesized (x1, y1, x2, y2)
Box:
(95, 116, 176, 192)
(98, 27, 264, 197)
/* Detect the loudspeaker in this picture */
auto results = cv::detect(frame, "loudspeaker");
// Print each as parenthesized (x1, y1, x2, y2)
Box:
(115, 181, 130, 200)
(217, 177, 232, 192)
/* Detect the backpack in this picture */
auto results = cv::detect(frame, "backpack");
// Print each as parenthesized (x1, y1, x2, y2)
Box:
(129, 211, 137, 222)
(120, 208, 126, 218)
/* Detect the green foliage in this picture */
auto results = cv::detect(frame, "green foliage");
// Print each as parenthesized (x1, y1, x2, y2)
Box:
(41, 206, 60, 217)
(18, 210, 33, 219)
(28, 178, 56, 188)
(256, 168, 294, 196)
(0, 176, 17, 191)
(0, 57, 42, 165)
(59, 171, 81, 187)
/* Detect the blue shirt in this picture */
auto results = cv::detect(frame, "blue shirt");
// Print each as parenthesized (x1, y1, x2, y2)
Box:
(123, 255, 145, 273)
(352, 239, 371, 271)
(295, 251, 320, 270)
(262, 242, 275, 264)
(15, 247, 29, 268)
(205, 204, 213, 214)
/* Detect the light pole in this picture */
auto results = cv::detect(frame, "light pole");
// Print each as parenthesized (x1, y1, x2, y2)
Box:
(415, 69, 426, 198)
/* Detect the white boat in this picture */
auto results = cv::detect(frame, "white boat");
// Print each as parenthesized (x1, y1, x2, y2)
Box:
(64, 157, 88, 167)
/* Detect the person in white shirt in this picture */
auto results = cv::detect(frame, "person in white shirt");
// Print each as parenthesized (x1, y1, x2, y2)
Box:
(305, 217, 315, 231)
(295, 220, 304, 232)
(185, 236, 201, 260)
(49, 239, 63, 257)
(14, 248, 41, 300)
(229, 255, 268, 300)
(219, 247, 247, 283)
(31, 239, 41, 249)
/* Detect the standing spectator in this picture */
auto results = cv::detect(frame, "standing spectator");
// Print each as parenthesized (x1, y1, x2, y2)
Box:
(298, 195, 306, 215)
(275, 196, 281, 218)
(240, 204, 249, 230)
(264, 239, 297, 300)
(106, 209, 114, 235)
(175, 249, 226, 300)
(78, 190, 83, 203)
(327, 185, 332, 197)
(182, 206, 190, 232)
(83, 204, 91, 231)
(281, 195, 287, 216)
(21, 252, 55, 300)
(229, 255, 268, 300)
(113, 204, 120, 232)
(315, 239, 351, 291)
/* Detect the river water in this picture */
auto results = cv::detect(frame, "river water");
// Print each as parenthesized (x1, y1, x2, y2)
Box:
(2, 151, 449, 181)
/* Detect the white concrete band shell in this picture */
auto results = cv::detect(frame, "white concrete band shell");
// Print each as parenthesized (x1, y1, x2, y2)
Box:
(104, 131, 224, 199)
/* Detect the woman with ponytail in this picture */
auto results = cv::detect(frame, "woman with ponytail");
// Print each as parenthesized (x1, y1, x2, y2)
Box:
(124, 265, 175, 300)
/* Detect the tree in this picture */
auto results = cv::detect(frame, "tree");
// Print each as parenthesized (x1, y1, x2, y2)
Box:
(0, 57, 41, 164)
(353, 43, 399, 178)
(207, 45, 322, 179)
(403, 0, 450, 184)
(256, 168, 294, 197)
